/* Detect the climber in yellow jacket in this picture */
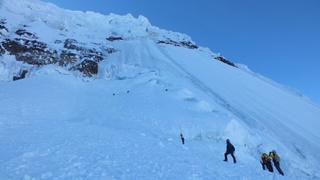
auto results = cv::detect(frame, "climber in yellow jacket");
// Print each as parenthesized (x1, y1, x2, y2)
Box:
(269, 150, 284, 176)
(260, 153, 273, 172)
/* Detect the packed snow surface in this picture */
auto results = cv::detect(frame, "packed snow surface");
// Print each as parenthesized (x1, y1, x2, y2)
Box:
(1, 0, 320, 179)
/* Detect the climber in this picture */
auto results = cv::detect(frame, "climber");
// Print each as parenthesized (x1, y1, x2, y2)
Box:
(180, 133, 185, 145)
(269, 150, 284, 176)
(223, 139, 236, 163)
(260, 153, 274, 172)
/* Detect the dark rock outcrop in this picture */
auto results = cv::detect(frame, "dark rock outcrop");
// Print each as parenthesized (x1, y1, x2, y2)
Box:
(15, 29, 37, 39)
(106, 48, 117, 54)
(13, 69, 28, 81)
(106, 36, 123, 42)
(54, 40, 63, 44)
(1, 27, 116, 78)
(0, 45, 5, 56)
(71, 60, 98, 77)
(64, 39, 79, 50)
(158, 39, 198, 49)
(82, 48, 104, 62)
(0, 19, 8, 33)
(214, 56, 237, 68)
(180, 41, 198, 49)
(64, 39, 104, 62)
(2, 38, 58, 65)
(59, 50, 78, 66)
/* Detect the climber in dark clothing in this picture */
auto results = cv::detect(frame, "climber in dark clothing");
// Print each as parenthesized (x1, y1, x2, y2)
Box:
(269, 150, 284, 176)
(223, 139, 236, 163)
(180, 133, 185, 145)
(261, 153, 274, 172)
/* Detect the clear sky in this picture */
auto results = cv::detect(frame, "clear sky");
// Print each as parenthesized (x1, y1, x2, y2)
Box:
(44, 0, 320, 104)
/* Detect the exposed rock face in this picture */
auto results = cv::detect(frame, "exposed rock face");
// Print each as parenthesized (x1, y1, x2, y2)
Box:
(0, 19, 8, 56)
(59, 50, 78, 66)
(214, 56, 237, 68)
(0, 45, 5, 56)
(15, 29, 38, 39)
(63, 39, 105, 62)
(0, 25, 118, 78)
(0, 22, 205, 80)
(13, 69, 28, 81)
(105, 48, 117, 54)
(158, 39, 198, 49)
(2, 38, 58, 65)
(106, 36, 123, 42)
(0, 16, 214, 80)
(0, 19, 8, 33)
(64, 39, 79, 50)
(71, 60, 98, 77)
(179, 41, 198, 49)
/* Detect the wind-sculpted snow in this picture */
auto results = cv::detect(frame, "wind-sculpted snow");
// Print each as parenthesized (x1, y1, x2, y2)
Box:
(0, 0, 320, 179)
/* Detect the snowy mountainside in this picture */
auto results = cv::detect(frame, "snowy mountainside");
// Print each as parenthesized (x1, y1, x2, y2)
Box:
(0, 0, 199, 81)
(1, 0, 320, 179)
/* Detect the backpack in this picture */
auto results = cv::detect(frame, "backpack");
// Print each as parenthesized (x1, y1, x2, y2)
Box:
(231, 144, 235, 152)
(261, 153, 271, 163)
(273, 152, 280, 162)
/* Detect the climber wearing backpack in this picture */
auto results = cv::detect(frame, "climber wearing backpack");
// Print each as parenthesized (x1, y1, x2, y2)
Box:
(223, 139, 236, 163)
(269, 150, 284, 176)
(260, 153, 274, 172)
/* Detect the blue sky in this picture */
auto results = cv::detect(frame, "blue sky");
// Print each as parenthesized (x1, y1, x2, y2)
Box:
(45, 0, 320, 104)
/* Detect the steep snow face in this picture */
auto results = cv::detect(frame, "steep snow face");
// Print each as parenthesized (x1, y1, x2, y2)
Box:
(1, 0, 320, 179)
(0, 0, 200, 80)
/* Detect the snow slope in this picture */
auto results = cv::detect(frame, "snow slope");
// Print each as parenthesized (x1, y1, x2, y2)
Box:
(1, 0, 320, 179)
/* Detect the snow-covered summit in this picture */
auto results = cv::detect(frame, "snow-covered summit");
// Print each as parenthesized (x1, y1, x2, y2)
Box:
(0, 0, 193, 42)
(1, 0, 320, 179)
